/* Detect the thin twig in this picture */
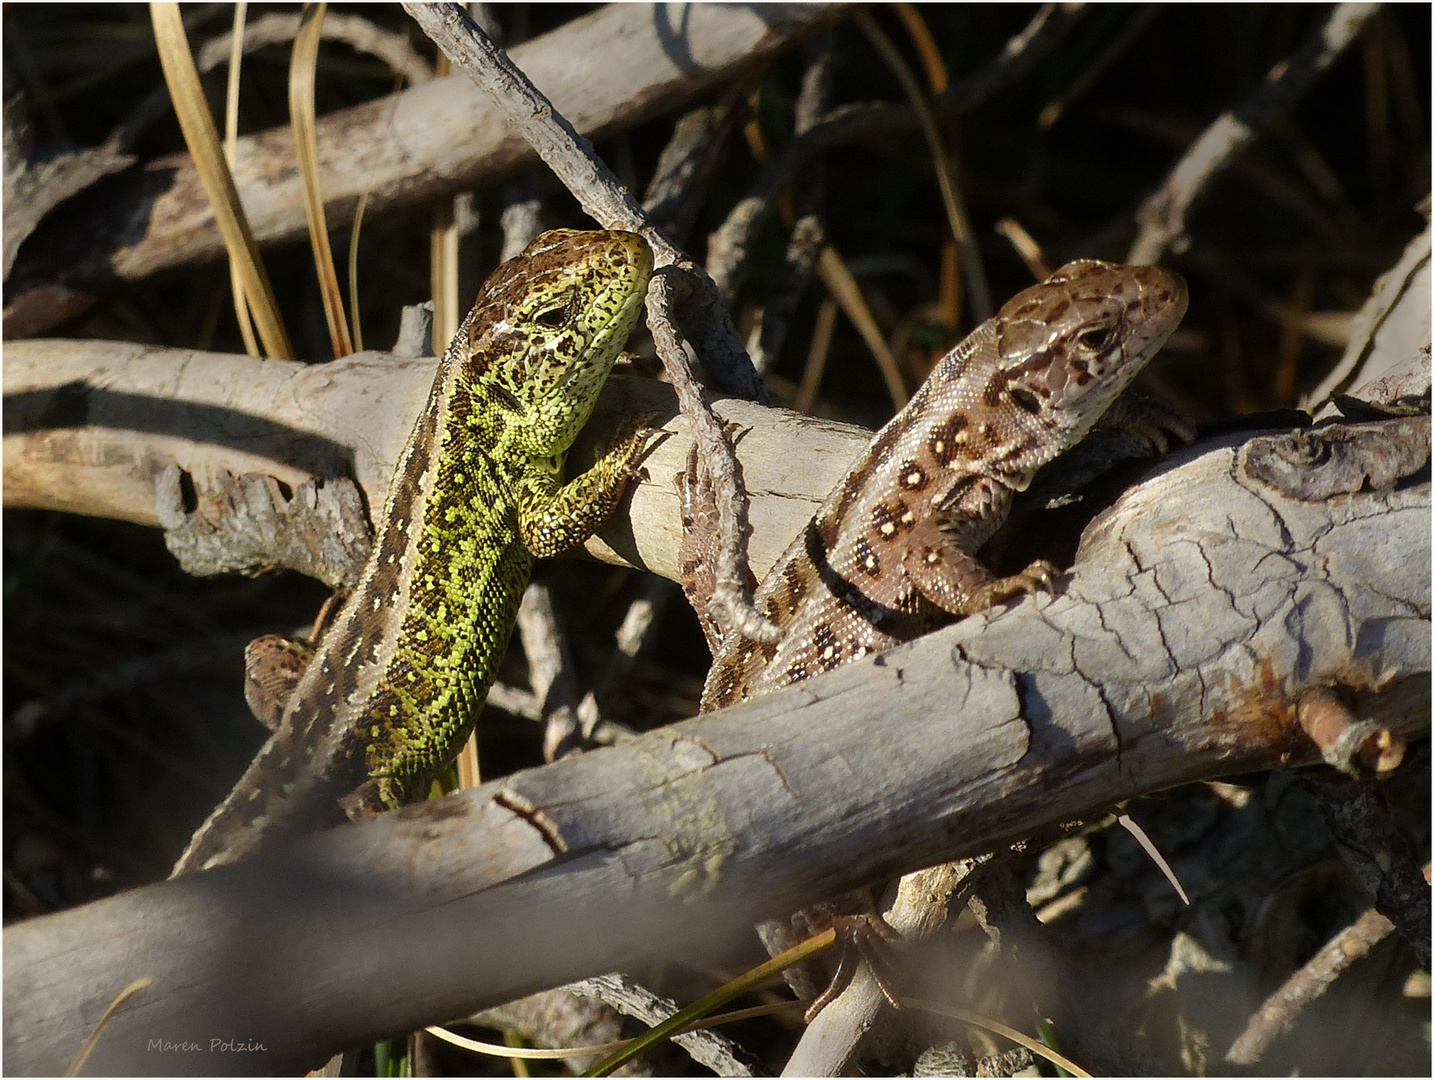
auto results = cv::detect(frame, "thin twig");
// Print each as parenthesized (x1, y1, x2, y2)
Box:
(935, 3, 1087, 113)
(748, 38, 834, 378)
(1304, 769, 1432, 968)
(1038, 4, 1164, 129)
(402, 1, 777, 644)
(708, 3, 1081, 325)
(650, 271, 780, 643)
(575, 575, 674, 743)
(1224, 906, 1397, 1067)
(499, 182, 544, 262)
(514, 583, 582, 764)
(641, 100, 739, 249)
(1127, 3, 1380, 265)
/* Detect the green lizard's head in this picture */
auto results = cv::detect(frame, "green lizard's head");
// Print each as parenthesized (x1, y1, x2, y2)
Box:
(462, 228, 653, 455)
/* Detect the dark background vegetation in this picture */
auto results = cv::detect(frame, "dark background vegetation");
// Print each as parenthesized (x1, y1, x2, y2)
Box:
(3, 4, 1428, 1075)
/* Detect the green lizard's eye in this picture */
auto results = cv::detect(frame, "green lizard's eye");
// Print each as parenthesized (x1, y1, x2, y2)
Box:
(533, 296, 572, 329)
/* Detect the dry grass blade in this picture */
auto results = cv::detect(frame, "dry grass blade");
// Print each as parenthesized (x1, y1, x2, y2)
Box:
(902, 997, 1093, 1078)
(894, 2, 949, 93)
(289, 1, 354, 359)
(995, 217, 1052, 281)
(819, 247, 909, 408)
(224, 2, 260, 358)
(347, 190, 368, 352)
(1117, 812, 1191, 905)
(858, 10, 991, 322)
(430, 208, 459, 353)
(430, 207, 458, 355)
(66, 977, 154, 1076)
(794, 295, 839, 414)
(426, 1025, 629, 1061)
(150, 2, 293, 359)
(585, 928, 838, 1076)
(429, 52, 461, 357)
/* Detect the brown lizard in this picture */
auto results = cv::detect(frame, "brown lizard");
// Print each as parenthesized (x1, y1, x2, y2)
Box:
(681, 258, 1190, 1008)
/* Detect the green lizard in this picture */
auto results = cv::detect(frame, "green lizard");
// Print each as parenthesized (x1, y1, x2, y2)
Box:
(173, 229, 654, 875)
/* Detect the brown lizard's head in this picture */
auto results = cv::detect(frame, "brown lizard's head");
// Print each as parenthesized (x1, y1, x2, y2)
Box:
(988, 259, 1187, 447)
(462, 228, 654, 455)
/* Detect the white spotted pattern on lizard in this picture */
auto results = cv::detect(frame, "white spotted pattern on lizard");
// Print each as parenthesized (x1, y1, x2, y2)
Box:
(682, 260, 1188, 1011)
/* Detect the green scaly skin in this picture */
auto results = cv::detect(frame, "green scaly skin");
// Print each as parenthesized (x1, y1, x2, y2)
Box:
(173, 229, 654, 875)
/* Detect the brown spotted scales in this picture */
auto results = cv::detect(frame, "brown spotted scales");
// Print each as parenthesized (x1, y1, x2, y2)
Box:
(682, 258, 1190, 1007)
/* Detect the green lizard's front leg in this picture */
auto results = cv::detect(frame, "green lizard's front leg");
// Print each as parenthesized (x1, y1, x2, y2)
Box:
(516, 411, 656, 559)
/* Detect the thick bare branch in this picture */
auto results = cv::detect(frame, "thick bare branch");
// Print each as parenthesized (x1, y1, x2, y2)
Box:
(4, 425, 1426, 1074)
(1, 338, 866, 588)
(4, 3, 848, 337)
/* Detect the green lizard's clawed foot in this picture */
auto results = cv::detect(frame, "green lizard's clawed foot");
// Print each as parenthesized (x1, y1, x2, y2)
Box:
(516, 411, 659, 559)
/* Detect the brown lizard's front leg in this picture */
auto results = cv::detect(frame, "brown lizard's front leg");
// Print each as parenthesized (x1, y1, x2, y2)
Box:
(901, 514, 1058, 619)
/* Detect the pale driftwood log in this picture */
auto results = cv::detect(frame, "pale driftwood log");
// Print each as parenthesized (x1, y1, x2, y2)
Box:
(2, 339, 868, 586)
(4, 412, 1427, 1073)
(3, 3, 848, 337)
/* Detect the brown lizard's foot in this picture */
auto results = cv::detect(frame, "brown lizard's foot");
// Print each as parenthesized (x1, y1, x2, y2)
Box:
(243, 634, 313, 732)
(242, 592, 344, 731)
(1099, 392, 1197, 454)
(804, 912, 904, 1022)
(961, 558, 1058, 615)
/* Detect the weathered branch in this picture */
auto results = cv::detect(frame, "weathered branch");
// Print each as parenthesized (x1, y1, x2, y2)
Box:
(4, 416, 1427, 1074)
(1, 338, 867, 586)
(3, 3, 848, 337)
(1127, 3, 1380, 265)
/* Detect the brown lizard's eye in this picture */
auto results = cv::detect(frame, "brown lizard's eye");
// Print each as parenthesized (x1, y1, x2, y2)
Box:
(1076, 324, 1117, 353)
(534, 304, 568, 329)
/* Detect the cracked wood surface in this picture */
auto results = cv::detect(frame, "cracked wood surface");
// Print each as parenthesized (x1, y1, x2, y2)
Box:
(4, 423, 1426, 1075)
